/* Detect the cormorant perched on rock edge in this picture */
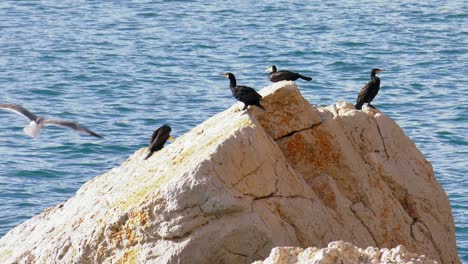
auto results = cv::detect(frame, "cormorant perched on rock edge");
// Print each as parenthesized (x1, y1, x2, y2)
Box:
(266, 65, 312, 82)
(0, 103, 102, 138)
(355, 68, 382, 110)
(222, 72, 266, 111)
(145, 125, 174, 160)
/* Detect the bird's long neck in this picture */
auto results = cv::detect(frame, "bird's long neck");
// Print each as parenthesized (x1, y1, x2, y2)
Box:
(371, 73, 379, 83)
(229, 75, 237, 88)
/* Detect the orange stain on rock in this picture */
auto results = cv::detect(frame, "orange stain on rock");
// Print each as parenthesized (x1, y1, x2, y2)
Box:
(392, 225, 406, 245)
(310, 180, 337, 210)
(128, 210, 149, 226)
(109, 210, 149, 247)
(283, 134, 306, 164)
(280, 127, 341, 171)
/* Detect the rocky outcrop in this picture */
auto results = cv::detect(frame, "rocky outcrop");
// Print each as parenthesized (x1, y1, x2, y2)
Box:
(0, 81, 459, 263)
(253, 241, 437, 264)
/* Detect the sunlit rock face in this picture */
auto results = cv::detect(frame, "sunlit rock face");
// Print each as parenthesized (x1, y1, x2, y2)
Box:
(0, 81, 459, 264)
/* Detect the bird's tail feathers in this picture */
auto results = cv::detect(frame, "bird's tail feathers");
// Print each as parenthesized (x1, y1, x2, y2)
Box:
(299, 75, 312, 81)
(23, 121, 42, 138)
(355, 103, 363, 110)
(144, 149, 154, 160)
(255, 102, 267, 111)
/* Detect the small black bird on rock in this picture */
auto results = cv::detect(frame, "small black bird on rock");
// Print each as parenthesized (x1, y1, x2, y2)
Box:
(355, 68, 382, 110)
(145, 125, 173, 160)
(222, 72, 266, 111)
(266, 65, 312, 82)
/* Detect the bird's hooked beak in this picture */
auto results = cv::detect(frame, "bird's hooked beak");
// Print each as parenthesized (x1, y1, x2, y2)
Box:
(168, 135, 175, 141)
(377, 69, 383, 73)
(265, 66, 273, 73)
(221, 73, 228, 78)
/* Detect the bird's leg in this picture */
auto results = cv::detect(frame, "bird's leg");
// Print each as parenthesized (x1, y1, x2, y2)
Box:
(242, 104, 248, 110)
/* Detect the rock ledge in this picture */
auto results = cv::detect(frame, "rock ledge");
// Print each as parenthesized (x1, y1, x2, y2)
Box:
(253, 241, 437, 264)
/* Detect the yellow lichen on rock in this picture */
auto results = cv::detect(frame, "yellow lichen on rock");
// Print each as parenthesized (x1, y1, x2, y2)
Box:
(117, 247, 139, 264)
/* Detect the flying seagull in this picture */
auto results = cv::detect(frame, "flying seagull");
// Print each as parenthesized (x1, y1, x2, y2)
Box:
(0, 103, 103, 138)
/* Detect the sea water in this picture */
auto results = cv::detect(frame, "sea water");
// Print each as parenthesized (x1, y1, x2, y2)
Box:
(0, 0, 466, 260)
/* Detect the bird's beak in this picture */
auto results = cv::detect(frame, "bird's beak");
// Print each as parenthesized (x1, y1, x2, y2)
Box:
(265, 66, 272, 73)
(220, 73, 227, 78)
(168, 135, 175, 141)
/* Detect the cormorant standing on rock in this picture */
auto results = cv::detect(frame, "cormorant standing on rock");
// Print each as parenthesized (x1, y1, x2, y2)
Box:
(266, 65, 312, 82)
(223, 72, 266, 111)
(145, 125, 173, 160)
(355, 68, 382, 110)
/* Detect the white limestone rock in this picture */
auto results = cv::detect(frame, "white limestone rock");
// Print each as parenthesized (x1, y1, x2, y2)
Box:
(252, 241, 437, 264)
(0, 81, 459, 264)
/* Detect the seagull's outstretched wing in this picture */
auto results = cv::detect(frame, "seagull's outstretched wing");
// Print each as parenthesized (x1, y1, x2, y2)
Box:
(43, 119, 103, 138)
(0, 103, 38, 121)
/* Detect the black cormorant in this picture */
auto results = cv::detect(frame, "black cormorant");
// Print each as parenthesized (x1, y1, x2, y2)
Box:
(222, 72, 266, 111)
(145, 124, 173, 160)
(355, 68, 382, 110)
(0, 103, 103, 138)
(266, 65, 312, 82)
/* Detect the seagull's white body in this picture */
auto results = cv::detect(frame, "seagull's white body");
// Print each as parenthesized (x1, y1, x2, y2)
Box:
(0, 103, 102, 138)
(23, 121, 42, 138)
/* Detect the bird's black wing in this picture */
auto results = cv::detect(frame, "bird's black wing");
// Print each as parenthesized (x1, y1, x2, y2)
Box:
(149, 127, 161, 145)
(356, 82, 371, 106)
(0, 103, 38, 121)
(234, 85, 262, 103)
(366, 80, 380, 103)
(269, 70, 300, 82)
(149, 128, 170, 151)
(43, 119, 103, 138)
(278, 70, 300, 79)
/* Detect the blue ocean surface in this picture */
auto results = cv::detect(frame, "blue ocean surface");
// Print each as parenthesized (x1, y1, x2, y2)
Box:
(0, 0, 466, 260)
